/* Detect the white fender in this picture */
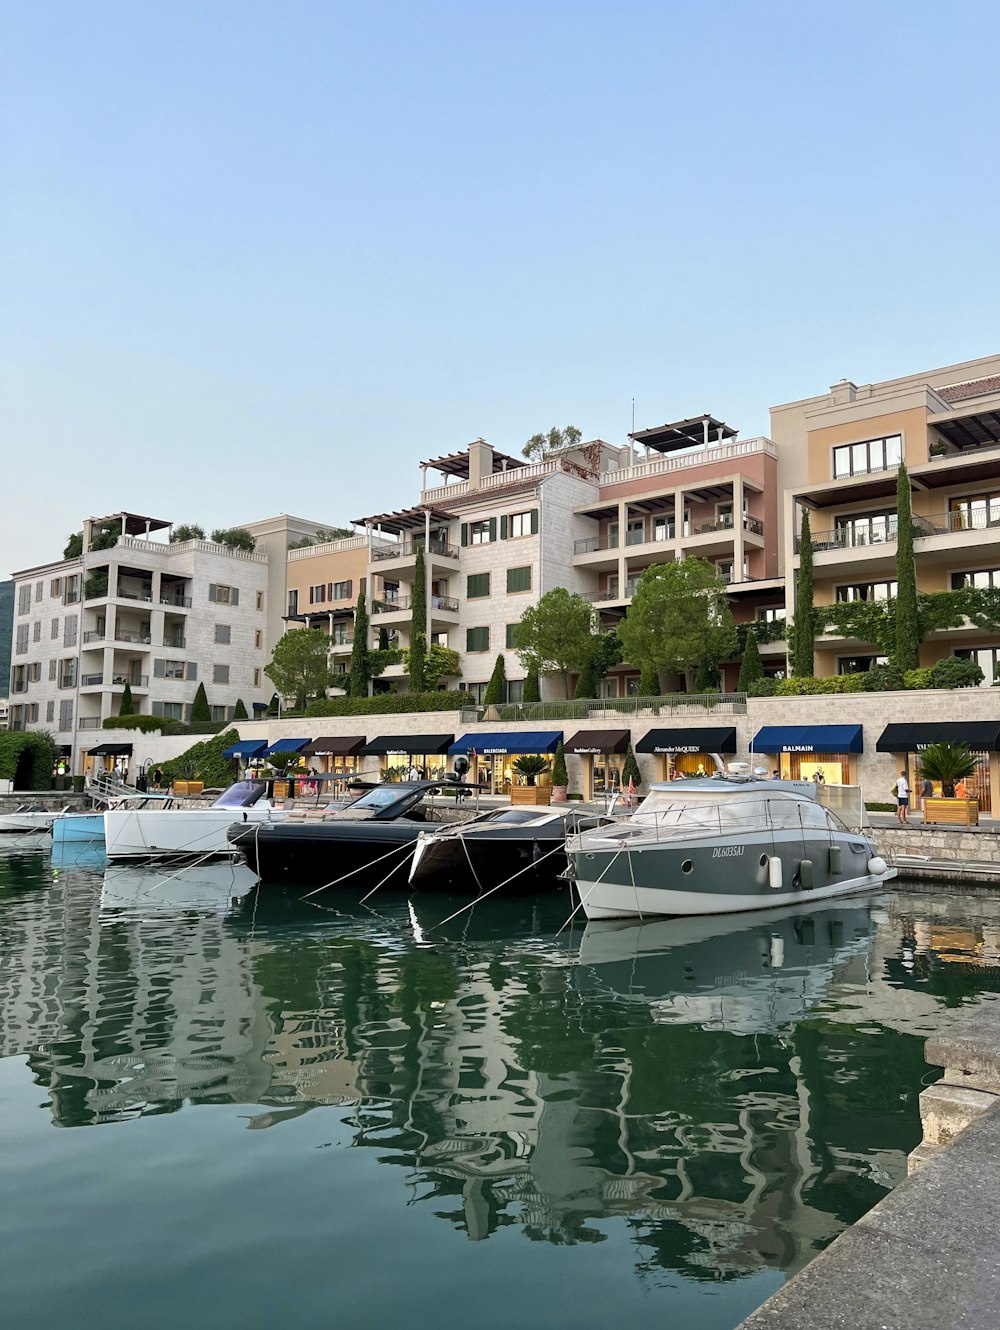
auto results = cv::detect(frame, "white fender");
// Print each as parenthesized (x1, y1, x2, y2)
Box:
(768, 856, 783, 890)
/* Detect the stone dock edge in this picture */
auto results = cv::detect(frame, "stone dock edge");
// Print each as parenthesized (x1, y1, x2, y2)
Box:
(736, 995, 1000, 1329)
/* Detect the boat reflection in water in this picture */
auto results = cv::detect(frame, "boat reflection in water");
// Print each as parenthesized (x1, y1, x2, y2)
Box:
(51, 840, 109, 872)
(100, 861, 259, 913)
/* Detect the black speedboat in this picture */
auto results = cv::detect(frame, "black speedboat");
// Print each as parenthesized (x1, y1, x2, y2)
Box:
(227, 780, 477, 885)
(408, 806, 610, 895)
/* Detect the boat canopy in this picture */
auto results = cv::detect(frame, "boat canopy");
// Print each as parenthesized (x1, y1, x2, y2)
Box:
(636, 727, 737, 754)
(877, 721, 1000, 752)
(222, 740, 267, 760)
(751, 724, 864, 754)
(449, 731, 562, 756)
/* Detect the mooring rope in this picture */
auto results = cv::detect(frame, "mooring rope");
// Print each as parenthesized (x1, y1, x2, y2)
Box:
(429, 841, 566, 929)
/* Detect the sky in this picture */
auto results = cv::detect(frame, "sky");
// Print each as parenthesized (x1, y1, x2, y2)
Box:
(4, 0, 1000, 576)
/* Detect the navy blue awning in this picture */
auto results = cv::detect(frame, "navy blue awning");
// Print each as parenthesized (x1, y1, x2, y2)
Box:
(449, 731, 562, 756)
(222, 740, 267, 760)
(752, 724, 864, 755)
(261, 738, 310, 758)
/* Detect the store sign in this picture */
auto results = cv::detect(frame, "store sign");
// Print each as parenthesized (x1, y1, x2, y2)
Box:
(654, 744, 702, 754)
(784, 745, 817, 752)
(481, 747, 509, 755)
(572, 747, 602, 755)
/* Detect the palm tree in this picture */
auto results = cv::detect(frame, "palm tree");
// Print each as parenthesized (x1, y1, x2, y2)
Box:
(917, 742, 978, 798)
(512, 754, 549, 786)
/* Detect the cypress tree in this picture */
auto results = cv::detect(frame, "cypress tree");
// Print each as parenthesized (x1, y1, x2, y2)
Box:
(349, 589, 371, 698)
(895, 462, 920, 671)
(622, 744, 642, 793)
(483, 654, 507, 706)
(523, 659, 541, 703)
(409, 547, 427, 693)
(118, 682, 135, 716)
(638, 662, 659, 696)
(737, 627, 763, 692)
(793, 509, 814, 677)
(574, 656, 598, 699)
(694, 657, 721, 692)
(551, 740, 568, 788)
(191, 682, 211, 723)
(233, 698, 249, 720)
(267, 692, 280, 716)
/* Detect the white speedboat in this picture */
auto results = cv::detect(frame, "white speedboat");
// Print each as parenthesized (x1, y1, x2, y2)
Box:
(0, 803, 70, 834)
(104, 780, 288, 861)
(567, 777, 895, 919)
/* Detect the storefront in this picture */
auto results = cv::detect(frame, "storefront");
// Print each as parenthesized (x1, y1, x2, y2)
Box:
(222, 740, 267, 770)
(635, 727, 738, 780)
(449, 731, 563, 795)
(301, 736, 366, 796)
(84, 741, 134, 781)
(360, 734, 455, 782)
(259, 738, 310, 795)
(564, 729, 631, 800)
(751, 725, 863, 785)
(877, 721, 1000, 816)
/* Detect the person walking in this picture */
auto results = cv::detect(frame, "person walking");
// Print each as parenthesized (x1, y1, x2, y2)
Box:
(920, 773, 933, 816)
(895, 770, 910, 824)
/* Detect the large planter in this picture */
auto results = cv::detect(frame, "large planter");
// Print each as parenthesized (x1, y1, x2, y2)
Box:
(511, 785, 552, 807)
(924, 797, 979, 826)
(173, 780, 204, 796)
(551, 785, 568, 804)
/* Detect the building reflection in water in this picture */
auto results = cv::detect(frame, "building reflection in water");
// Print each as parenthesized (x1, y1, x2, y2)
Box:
(2, 870, 1000, 1287)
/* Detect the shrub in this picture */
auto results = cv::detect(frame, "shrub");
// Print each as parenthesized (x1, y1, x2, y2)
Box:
(746, 677, 777, 697)
(861, 663, 905, 692)
(0, 732, 56, 790)
(233, 698, 249, 720)
(191, 682, 212, 723)
(304, 691, 475, 718)
(159, 728, 241, 790)
(103, 714, 187, 734)
(927, 656, 985, 689)
(865, 801, 896, 813)
(903, 668, 933, 690)
(552, 741, 568, 787)
(775, 674, 866, 695)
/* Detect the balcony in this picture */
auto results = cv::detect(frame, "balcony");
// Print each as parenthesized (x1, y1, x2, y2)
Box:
(574, 535, 619, 555)
(372, 597, 412, 615)
(163, 638, 186, 650)
(694, 515, 764, 538)
(329, 638, 354, 652)
(81, 673, 103, 687)
(371, 540, 459, 563)
(432, 594, 459, 613)
(111, 674, 148, 688)
(117, 588, 153, 603)
(77, 717, 102, 730)
(160, 595, 192, 608)
(798, 514, 937, 554)
(82, 630, 105, 644)
(115, 631, 152, 645)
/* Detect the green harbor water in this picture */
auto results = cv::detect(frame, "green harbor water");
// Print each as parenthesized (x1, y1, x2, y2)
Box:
(2, 845, 1000, 1330)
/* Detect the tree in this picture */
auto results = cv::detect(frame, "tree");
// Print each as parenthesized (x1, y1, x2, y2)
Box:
(170, 523, 205, 543)
(576, 630, 622, 698)
(551, 741, 568, 789)
(618, 559, 736, 690)
(265, 628, 332, 710)
(738, 627, 764, 692)
(622, 744, 642, 792)
(523, 660, 541, 702)
(63, 532, 83, 559)
(211, 526, 256, 552)
(233, 698, 249, 720)
(694, 657, 721, 692)
(378, 626, 390, 650)
(288, 526, 353, 549)
(522, 424, 582, 462)
(483, 655, 507, 705)
(348, 589, 371, 698)
(917, 742, 978, 798)
(409, 548, 427, 693)
(267, 693, 280, 716)
(638, 663, 659, 696)
(401, 642, 457, 688)
(191, 681, 211, 723)
(895, 464, 920, 671)
(574, 657, 598, 699)
(514, 588, 594, 698)
(792, 509, 814, 677)
(118, 682, 135, 717)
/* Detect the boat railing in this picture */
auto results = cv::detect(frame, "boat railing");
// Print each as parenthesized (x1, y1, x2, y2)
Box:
(627, 795, 846, 844)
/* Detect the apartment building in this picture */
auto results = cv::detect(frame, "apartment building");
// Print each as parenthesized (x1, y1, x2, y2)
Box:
(7, 511, 319, 769)
(773, 352, 1000, 682)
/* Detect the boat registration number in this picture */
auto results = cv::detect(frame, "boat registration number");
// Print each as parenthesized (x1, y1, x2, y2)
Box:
(712, 845, 745, 859)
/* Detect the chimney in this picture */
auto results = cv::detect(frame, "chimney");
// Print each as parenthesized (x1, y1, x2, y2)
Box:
(468, 438, 493, 490)
(830, 379, 858, 405)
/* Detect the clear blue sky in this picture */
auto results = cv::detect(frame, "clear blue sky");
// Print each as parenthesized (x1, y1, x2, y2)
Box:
(4, 0, 999, 575)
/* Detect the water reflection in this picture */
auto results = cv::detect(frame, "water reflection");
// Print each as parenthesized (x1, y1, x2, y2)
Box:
(2, 861, 1000, 1300)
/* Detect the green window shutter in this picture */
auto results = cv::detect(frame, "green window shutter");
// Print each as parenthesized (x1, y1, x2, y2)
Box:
(461, 523, 468, 547)
(466, 626, 489, 652)
(153, 658, 165, 678)
(530, 508, 539, 535)
(489, 517, 497, 542)
(467, 572, 490, 598)
(208, 584, 218, 602)
(500, 515, 508, 539)
(507, 566, 532, 593)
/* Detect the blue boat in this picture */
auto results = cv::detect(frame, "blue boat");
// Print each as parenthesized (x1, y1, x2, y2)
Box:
(52, 813, 106, 844)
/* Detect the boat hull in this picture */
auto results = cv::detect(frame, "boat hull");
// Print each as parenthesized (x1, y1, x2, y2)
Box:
(569, 830, 895, 919)
(53, 813, 105, 844)
(229, 820, 425, 886)
(104, 807, 281, 860)
(0, 814, 56, 834)
(408, 833, 569, 894)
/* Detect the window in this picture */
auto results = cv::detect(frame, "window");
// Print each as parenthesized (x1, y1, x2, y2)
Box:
(50, 578, 62, 598)
(253, 668, 262, 687)
(431, 631, 448, 647)
(464, 682, 489, 703)
(330, 580, 352, 601)
(835, 580, 898, 602)
(626, 519, 645, 546)
(952, 568, 1000, 590)
(256, 591, 264, 611)
(63, 575, 80, 604)
(28, 704, 39, 724)
(45, 701, 54, 723)
(51, 617, 60, 639)
(28, 662, 41, 682)
(833, 434, 902, 479)
(213, 664, 230, 684)
(11, 666, 26, 693)
(17, 585, 30, 614)
(210, 705, 228, 722)
(35, 582, 43, 600)
(467, 572, 491, 599)
(834, 510, 897, 547)
(506, 623, 519, 648)
(160, 659, 187, 680)
(756, 606, 786, 622)
(287, 589, 299, 615)
(214, 624, 231, 644)
(506, 566, 532, 594)
(467, 519, 495, 545)
(955, 647, 1000, 687)
(507, 679, 525, 703)
(505, 510, 538, 539)
(157, 702, 185, 721)
(838, 655, 888, 674)
(254, 629, 263, 649)
(15, 624, 28, 654)
(466, 626, 490, 653)
(949, 493, 1000, 531)
(309, 584, 327, 604)
(58, 700, 73, 732)
(209, 584, 238, 606)
(63, 616, 77, 647)
(331, 622, 350, 646)
(48, 659, 57, 681)
(59, 660, 77, 688)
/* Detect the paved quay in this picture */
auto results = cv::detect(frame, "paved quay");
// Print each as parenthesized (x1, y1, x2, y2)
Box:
(870, 821, 1000, 887)
(737, 998, 1000, 1330)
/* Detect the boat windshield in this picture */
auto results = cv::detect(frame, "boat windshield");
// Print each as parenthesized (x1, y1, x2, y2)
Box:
(212, 781, 269, 809)
(349, 786, 413, 812)
(632, 793, 841, 836)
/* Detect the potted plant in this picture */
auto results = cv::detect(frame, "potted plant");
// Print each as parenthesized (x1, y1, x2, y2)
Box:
(172, 758, 203, 797)
(919, 742, 980, 825)
(511, 754, 552, 806)
(928, 440, 949, 459)
(550, 741, 568, 803)
(267, 750, 304, 799)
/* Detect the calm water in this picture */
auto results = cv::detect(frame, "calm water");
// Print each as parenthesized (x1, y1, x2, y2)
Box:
(2, 845, 1000, 1330)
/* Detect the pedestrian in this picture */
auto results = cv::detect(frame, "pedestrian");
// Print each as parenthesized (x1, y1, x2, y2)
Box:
(920, 773, 933, 814)
(894, 769, 910, 824)
(153, 767, 163, 790)
(771, 768, 781, 780)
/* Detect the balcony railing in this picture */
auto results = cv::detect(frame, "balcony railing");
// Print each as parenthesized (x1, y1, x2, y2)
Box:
(160, 595, 192, 608)
(372, 597, 412, 614)
(432, 594, 459, 613)
(115, 632, 152, 644)
(371, 540, 459, 562)
(111, 675, 148, 688)
(82, 631, 105, 643)
(924, 508, 1000, 535)
(329, 638, 354, 651)
(81, 673, 103, 686)
(77, 717, 102, 730)
(163, 638, 186, 650)
(574, 535, 620, 554)
(63, 591, 80, 605)
(118, 588, 153, 602)
(588, 583, 640, 602)
(693, 515, 765, 537)
(798, 514, 937, 553)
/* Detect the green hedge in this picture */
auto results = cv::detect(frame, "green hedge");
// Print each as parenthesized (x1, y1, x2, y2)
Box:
(775, 674, 867, 695)
(101, 716, 227, 736)
(159, 728, 240, 789)
(0, 732, 56, 790)
(304, 691, 475, 718)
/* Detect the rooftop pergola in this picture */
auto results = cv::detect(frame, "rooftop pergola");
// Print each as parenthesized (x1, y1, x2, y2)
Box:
(419, 446, 525, 478)
(351, 505, 453, 536)
(86, 512, 172, 536)
(629, 415, 738, 453)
